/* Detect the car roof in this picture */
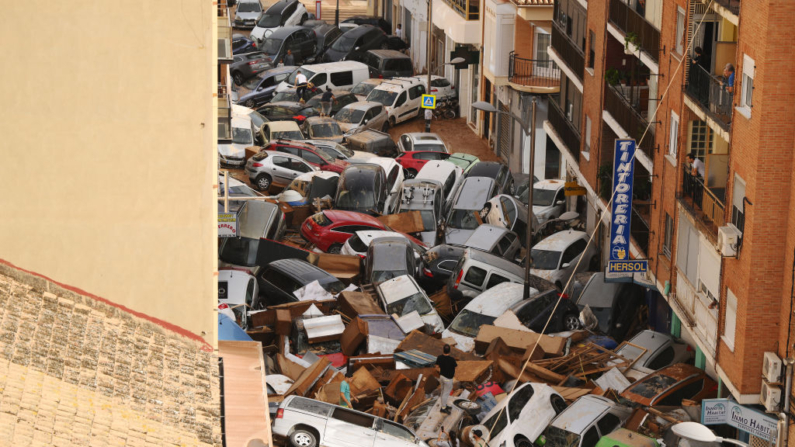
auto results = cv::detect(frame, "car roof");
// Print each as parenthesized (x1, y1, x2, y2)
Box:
(305, 116, 338, 125)
(362, 157, 398, 171)
(292, 171, 339, 182)
(265, 65, 300, 76)
(344, 101, 381, 111)
(405, 132, 442, 141)
(465, 225, 510, 250)
(343, 24, 378, 37)
(535, 179, 565, 190)
(267, 26, 307, 38)
(456, 177, 496, 209)
(265, 0, 291, 14)
(268, 258, 334, 283)
(616, 330, 673, 365)
(466, 248, 524, 277)
(468, 161, 504, 178)
(461, 283, 525, 317)
(402, 178, 442, 190)
(266, 120, 302, 131)
(378, 275, 421, 303)
(266, 151, 308, 163)
(353, 230, 406, 245)
(324, 209, 383, 225)
(238, 201, 280, 238)
(367, 49, 410, 59)
(551, 395, 615, 434)
(575, 273, 622, 308)
(299, 60, 369, 72)
(532, 230, 587, 251)
(417, 160, 459, 179)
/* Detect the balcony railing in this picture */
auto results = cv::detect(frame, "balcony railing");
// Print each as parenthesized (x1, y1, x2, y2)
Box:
(551, 25, 584, 81)
(548, 96, 581, 161)
(681, 166, 726, 233)
(218, 85, 232, 143)
(604, 83, 655, 161)
(218, 0, 229, 17)
(508, 53, 561, 88)
(712, 0, 740, 15)
(442, 0, 479, 20)
(685, 63, 733, 130)
(608, 0, 661, 64)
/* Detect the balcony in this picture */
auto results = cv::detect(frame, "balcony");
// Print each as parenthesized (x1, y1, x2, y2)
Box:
(218, 84, 232, 144)
(603, 82, 654, 161)
(608, 0, 660, 64)
(680, 166, 726, 239)
(508, 53, 561, 90)
(630, 205, 650, 256)
(218, 0, 229, 17)
(551, 25, 584, 82)
(548, 95, 581, 161)
(442, 0, 479, 21)
(685, 64, 733, 130)
(218, 13, 233, 62)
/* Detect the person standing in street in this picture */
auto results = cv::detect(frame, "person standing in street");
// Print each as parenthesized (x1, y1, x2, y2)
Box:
(320, 87, 334, 117)
(395, 24, 403, 39)
(435, 344, 457, 414)
(282, 49, 295, 67)
(425, 107, 433, 133)
(340, 379, 353, 408)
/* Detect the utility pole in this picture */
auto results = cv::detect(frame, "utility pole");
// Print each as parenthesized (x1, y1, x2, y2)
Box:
(522, 97, 537, 299)
(335, 0, 339, 27)
(426, 0, 432, 92)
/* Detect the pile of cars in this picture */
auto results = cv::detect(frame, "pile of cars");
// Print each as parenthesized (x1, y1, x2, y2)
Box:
(219, 4, 708, 446)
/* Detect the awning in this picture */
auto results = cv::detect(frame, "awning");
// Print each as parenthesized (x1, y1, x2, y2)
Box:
(432, 0, 481, 45)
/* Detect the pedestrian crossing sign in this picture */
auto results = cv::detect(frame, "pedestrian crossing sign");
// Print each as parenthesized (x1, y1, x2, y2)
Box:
(421, 94, 436, 109)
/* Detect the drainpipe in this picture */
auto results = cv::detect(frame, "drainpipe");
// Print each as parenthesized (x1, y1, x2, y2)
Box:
(778, 358, 794, 447)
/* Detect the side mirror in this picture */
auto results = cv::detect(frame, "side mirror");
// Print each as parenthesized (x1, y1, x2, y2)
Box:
(257, 86, 264, 91)
(562, 262, 571, 269)
(556, 200, 565, 206)
(355, 46, 361, 51)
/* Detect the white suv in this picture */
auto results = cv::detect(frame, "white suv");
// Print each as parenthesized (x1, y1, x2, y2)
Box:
(366, 78, 426, 127)
(273, 396, 431, 447)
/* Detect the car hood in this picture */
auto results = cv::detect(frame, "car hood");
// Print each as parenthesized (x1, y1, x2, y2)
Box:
(338, 122, 361, 134)
(236, 11, 260, 20)
(419, 231, 436, 246)
(218, 143, 247, 158)
(529, 268, 556, 282)
(533, 204, 554, 216)
(440, 329, 475, 353)
(238, 86, 274, 101)
(444, 228, 475, 246)
(421, 313, 445, 334)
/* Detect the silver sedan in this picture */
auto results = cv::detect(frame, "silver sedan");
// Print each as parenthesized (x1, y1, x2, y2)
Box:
(334, 102, 389, 137)
(245, 150, 317, 192)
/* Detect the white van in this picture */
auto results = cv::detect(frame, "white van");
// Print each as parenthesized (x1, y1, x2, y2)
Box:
(366, 78, 426, 126)
(219, 114, 255, 167)
(415, 160, 464, 214)
(275, 61, 370, 93)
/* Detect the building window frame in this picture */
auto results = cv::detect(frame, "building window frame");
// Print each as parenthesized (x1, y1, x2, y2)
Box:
(584, 114, 591, 153)
(675, 7, 686, 56)
(731, 173, 746, 234)
(722, 288, 737, 352)
(588, 30, 595, 69)
(663, 213, 673, 258)
(669, 111, 679, 158)
(738, 54, 754, 116)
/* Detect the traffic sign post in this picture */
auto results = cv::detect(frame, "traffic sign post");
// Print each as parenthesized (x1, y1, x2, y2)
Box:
(421, 94, 436, 109)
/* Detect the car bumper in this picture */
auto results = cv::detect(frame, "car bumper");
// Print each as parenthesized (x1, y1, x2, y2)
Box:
(221, 156, 246, 167)
(233, 19, 257, 29)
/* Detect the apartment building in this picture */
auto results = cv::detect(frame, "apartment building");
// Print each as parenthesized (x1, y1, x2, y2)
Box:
(545, 0, 795, 439)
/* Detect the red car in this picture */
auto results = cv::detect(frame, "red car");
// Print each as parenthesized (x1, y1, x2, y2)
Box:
(301, 210, 428, 253)
(266, 140, 349, 174)
(396, 151, 451, 178)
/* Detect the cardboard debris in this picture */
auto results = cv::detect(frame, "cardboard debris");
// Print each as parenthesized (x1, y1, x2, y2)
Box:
(347, 354, 396, 375)
(275, 309, 292, 336)
(338, 291, 385, 319)
(340, 317, 369, 356)
(376, 211, 425, 234)
(304, 315, 345, 343)
(384, 373, 413, 406)
(303, 304, 324, 318)
(284, 358, 331, 397)
(396, 331, 480, 361)
(474, 325, 566, 357)
(428, 289, 454, 317)
(277, 353, 307, 382)
(349, 367, 381, 395)
(593, 367, 632, 393)
(454, 361, 493, 383)
(311, 252, 361, 283)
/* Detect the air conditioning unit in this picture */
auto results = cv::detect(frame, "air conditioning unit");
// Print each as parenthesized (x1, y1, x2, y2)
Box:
(763, 351, 782, 383)
(760, 379, 782, 412)
(717, 225, 742, 257)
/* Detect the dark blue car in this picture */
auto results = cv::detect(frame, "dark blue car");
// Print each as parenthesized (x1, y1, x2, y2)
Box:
(232, 34, 258, 55)
(236, 66, 297, 108)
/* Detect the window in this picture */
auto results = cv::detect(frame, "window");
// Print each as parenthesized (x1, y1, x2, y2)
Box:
(331, 408, 375, 428)
(584, 115, 592, 152)
(689, 121, 712, 160)
(508, 385, 535, 420)
(409, 85, 425, 99)
(731, 174, 746, 233)
(311, 73, 327, 87)
(278, 145, 300, 156)
(582, 427, 600, 447)
(597, 413, 621, 436)
(647, 346, 675, 370)
(272, 156, 292, 168)
(561, 239, 587, 265)
(482, 408, 508, 437)
(663, 213, 673, 258)
(486, 274, 510, 289)
(740, 54, 754, 111)
(331, 71, 354, 86)
(675, 7, 685, 55)
(463, 266, 487, 286)
(291, 160, 312, 172)
(588, 30, 595, 69)
(669, 111, 679, 159)
(386, 166, 399, 190)
(437, 260, 457, 272)
(288, 397, 332, 416)
(380, 420, 414, 442)
(724, 288, 737, 350)
(302, 151, 324, 165)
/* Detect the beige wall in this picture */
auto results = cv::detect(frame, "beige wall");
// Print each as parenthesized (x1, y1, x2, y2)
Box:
(0, 1, 218, 346)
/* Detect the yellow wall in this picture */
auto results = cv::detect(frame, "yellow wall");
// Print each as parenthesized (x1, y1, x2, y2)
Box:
(0, 1, 218, 346)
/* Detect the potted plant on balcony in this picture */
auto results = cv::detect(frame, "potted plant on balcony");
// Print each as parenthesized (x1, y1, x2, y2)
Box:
(606, 68, 621, 86)
(624, 32, 639, 55)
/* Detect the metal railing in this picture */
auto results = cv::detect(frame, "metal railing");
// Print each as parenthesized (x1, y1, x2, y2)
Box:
(604, 82, 655, 160)
(608, 0, 661, 64)
(685, 63, 733, 129)
(551, 25, 585, 81)
(442, 0, 479, 20)
(218, 85, 232, 143)
(713, 0, 740, 15)
(681, 166, 726, 229)
(218, 0, 229, 17)
(548, 96, 581, 161)
(508, 53, 561, 88)
(631, 206, 650, 255)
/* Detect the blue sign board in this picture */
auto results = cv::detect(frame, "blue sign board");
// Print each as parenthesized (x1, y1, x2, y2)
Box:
(606, 139, 648, 278)
(702, 399, 777, 441)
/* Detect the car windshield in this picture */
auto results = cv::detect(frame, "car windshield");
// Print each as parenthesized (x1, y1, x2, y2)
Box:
(531, 249, 561, 270)
(629, 374, 679, 398)
(543, 426, 580, 447)
(260, 38, 283, 55)
(272, 130, 304, 140)
(415, 143, 446, 153)
(351, 82, 377, 96)
(331, 33, 357, 51)
(287, 68, 316, 85)
(334, 108, 365, 124)
(372, 270, 409, 284)
(336, 189, 376, 212)
(367, 89, 398, 107)
(449, 309, 496, 337)
(310, 123, 342, 138)
(238, 2, 261, 12)
(257, 13, 281, 28)
(219, 237, 259, 266)
(448, 209, 480, 230)
(533, 188, 557, 206)
(386, 292, 432, 316)
(315, 145, 340, 160)
(248, 110, 268, 129)
(242, 73, 266, 90)
(233, 126, 253, 144)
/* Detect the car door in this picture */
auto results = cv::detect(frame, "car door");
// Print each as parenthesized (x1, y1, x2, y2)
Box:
(323, 407, 377, 447)
(370, 105, 387, 130)
(393, 91, 409, 122)
(270, 155, 297, 184)
(301, 149, 327, 168)
(361, 107, 376, 130)
(407, 85, 425, 119)
(299, 30, 316, 61)
(375, 419, 417, 447)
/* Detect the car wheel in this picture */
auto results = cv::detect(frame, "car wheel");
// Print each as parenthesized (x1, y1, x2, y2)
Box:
(255, 174, 272, 191)
(563, 313, 581, 331)
(327, 243, 343, 254)
(515, 436, 534, 447)
(406, 169, 417, 179)
(290, 429, 317, 447)
(245, 99, 257, 108)
(233, 72, 244, 85)
(453, 399, 481, 415)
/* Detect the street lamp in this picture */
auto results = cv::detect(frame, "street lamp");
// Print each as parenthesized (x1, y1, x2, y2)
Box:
(473, 98, 537, 299)
(429, 57, 466, 76)
(671, 422, 750, 447)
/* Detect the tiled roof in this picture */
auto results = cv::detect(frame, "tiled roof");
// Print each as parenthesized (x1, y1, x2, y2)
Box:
(515, 0, 554, 5)
(0, 268, 221, 446)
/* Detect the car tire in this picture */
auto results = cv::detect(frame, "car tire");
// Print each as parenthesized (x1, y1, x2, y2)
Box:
(515, 436, 533, 447)
(563, 313, 581, 331)
(290, 429, 317, 447)
(388, 117, 396, 129)
(255, 174, 272, 191)
(453, 399, 481, 415)
(233, 72, 244, 85)
(245, 99, 257, 108)
(406, 169, 417, 179)
(327, 243, 343, 254)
